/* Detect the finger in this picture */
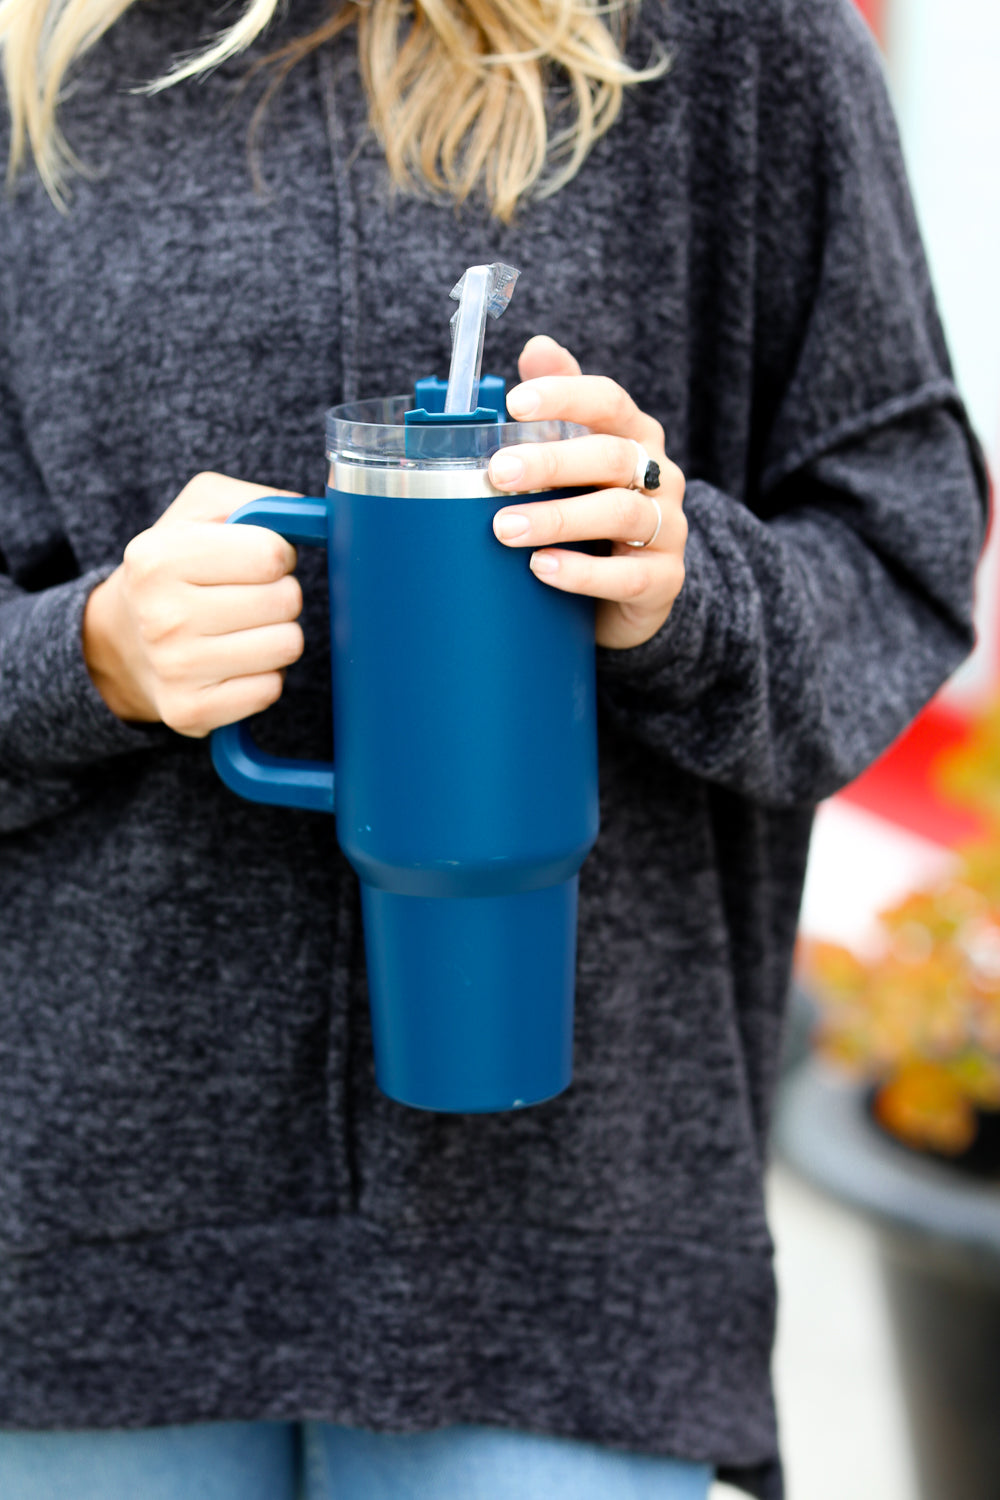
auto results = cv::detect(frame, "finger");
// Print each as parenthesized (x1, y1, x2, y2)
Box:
(527, 546, 684, 606)
(185, 576, 304, 636)
(159, 622, 305, 686)
(163, 672, 286, 739)
(127, 521, 297, 588)
(493, 487, 682, 551)
(162, 473, 302, 526)
(506, 375, 664, 451)
(489, 433, 677, 497)
(516, 335, 583, 382)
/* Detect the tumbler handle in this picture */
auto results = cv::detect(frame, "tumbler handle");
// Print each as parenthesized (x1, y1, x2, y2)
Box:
(210, 496, 336, 815)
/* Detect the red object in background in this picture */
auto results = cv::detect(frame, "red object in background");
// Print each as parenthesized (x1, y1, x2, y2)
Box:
(841, 700, 986, 848)
(853, 0, 886, 43)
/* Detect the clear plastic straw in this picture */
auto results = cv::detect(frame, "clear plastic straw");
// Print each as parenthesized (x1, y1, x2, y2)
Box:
(444, 263, 520, 414)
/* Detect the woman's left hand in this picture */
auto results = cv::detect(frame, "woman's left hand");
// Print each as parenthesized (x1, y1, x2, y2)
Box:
(489, 336, 687, 651)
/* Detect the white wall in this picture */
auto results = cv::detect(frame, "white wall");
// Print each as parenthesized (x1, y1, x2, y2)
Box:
(886, 0, 1000, 698)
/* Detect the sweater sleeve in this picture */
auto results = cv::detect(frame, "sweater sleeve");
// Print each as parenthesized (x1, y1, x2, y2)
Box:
(0, 347, 167, 834)
(596, 0, 988, 807)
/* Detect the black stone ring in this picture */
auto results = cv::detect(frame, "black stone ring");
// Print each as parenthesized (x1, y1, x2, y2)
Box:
(629, 442, 661, 493)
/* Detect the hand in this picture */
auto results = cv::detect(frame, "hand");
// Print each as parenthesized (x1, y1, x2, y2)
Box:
(489, 336, 687, 650)
(83, 473, 305, 737)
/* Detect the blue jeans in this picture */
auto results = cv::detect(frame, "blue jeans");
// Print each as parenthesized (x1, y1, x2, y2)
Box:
(0, 1421, 713, 1498)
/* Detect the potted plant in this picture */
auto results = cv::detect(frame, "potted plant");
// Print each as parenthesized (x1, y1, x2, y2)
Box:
(778, 704, 1000, 1500)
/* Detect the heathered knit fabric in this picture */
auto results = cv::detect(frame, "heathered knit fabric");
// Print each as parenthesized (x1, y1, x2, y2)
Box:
(0, 0, 987, 1494)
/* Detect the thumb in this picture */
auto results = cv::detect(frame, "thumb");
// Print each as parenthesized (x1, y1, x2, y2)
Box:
(157, 473, 302, 527)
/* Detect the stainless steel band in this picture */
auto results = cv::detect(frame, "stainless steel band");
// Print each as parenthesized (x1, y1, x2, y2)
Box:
(327, 459, 505, 499)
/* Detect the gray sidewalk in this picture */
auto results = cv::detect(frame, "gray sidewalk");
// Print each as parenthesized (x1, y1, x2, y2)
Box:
(710, 1164, 917, 1500)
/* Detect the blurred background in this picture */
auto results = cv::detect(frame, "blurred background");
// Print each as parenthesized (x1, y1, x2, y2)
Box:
(713, 3, 1000, 1498)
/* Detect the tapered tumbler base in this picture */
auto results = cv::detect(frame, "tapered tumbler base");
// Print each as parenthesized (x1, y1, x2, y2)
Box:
(360, 877, 578, 1112)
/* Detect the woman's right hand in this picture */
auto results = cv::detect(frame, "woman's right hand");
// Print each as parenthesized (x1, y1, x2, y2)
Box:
(83, 473, 305, 737)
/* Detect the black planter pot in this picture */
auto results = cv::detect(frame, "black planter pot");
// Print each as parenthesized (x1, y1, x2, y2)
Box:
(775, 1063, 1000, 1500)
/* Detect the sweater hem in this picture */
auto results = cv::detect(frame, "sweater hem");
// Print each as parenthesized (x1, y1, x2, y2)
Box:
(0, 1211, 779, 1494)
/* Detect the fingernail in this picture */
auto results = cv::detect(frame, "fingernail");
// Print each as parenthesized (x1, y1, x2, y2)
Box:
(530, 552, 559, 576)
(490, 452, 524, 486)
(507, 385, 540, 419)
(494, 512, 531, 541)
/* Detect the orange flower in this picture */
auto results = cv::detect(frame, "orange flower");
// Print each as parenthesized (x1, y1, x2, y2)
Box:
(802, 697, 1000, 1152)
(874, 1062, 977, 1155)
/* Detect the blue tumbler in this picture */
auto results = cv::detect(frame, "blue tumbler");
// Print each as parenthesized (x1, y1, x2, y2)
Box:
(211, 379, 599, 1112)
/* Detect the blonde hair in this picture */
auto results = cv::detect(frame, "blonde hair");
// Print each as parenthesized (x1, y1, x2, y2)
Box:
(0, 0, 666, 219)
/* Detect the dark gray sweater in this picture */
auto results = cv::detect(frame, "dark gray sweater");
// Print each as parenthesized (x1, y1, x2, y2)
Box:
(0, 0, 987, 1494)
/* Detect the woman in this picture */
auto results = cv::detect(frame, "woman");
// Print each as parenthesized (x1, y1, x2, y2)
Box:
(0, 0, 987, 1494)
